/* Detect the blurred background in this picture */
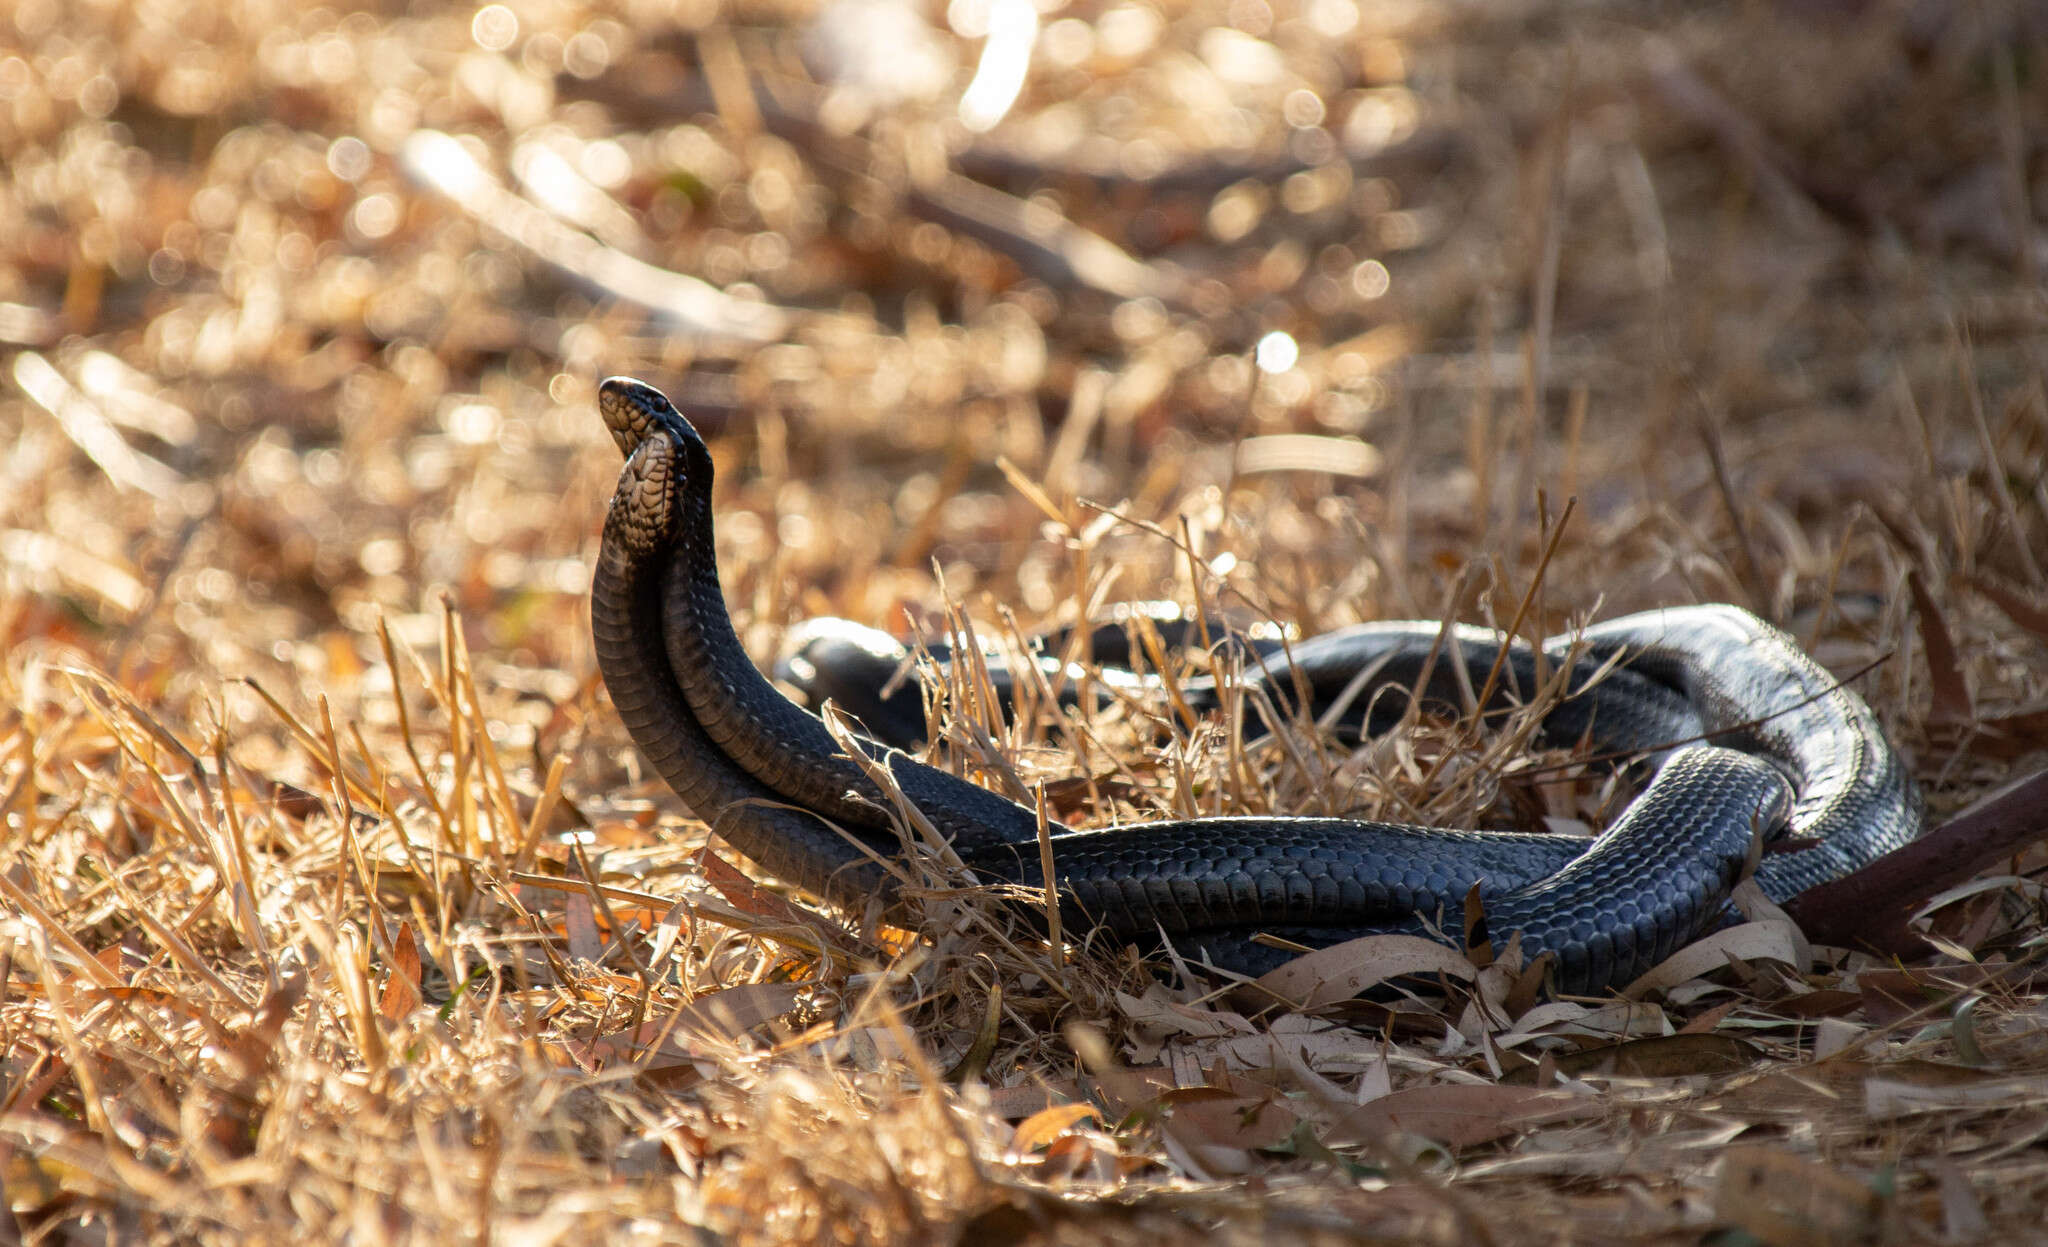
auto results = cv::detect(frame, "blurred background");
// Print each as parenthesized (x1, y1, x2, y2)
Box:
(2, 0, 2043, 757)
(3, 3, 2048, 1239)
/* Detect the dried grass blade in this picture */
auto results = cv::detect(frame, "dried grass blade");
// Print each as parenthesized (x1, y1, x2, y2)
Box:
(99, 868, 252, 1010)
(510, 752, 570, 875)
(376, 611, 457, 853)
(1474, 497, 1575, 716)
(210, 728, 273, 980)
(1971, 574, 2048, 642)
(236, 678, 382, 815)
(0, 872, 124, 990)
(1906, 570, 1972, 725)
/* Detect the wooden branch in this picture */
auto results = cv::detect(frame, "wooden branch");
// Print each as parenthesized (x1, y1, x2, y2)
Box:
(1784, 767, 2048, 956)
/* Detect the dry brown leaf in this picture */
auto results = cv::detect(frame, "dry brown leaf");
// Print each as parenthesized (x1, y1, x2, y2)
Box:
(1007, 1102, 1102, 1156)
(1714, 1144, 1885, 1246)
(1969, 704, 2048, 759)
(1864, 1073, 2048, 1120)
(563, 893, 602, 963)
(1811, 1017, 1864, 1061)
(376, 921, 422, 1023)
(658, 982, 807, 1046)
(1853, 963, 2031, 1026)
(984, 1082, 1085, 1119)
(1622, 921, 1803, 998)
(1520, 1033, 1762, 1081)
(1265, 1034, 1371, 1115)
(1324, 1083, 1597, 1150)
(1156, 1125, 1257, 1179)
(1774, 989, 1863, 1019)
(1162, 1088, 1299, 1150)
(1244, 934, 1477, 1010)
(1677, 998, 1741, 1034)
(1031, 1131, 1119, 1184)
(1115, 989, 1257, 1040)
(1908, 569, 1973, 724)
(1930, 1158, 1993, 1239)
(697, 846, 824, 928)
(1499, 1000, 1668, 1049)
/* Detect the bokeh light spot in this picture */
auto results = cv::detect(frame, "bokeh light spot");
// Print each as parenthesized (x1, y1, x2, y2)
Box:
(1255, 331, 1299, 375)
(472, 5, 518, 52)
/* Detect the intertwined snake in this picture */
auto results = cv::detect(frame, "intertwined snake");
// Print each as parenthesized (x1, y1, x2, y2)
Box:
(589, 376, 1921, 994)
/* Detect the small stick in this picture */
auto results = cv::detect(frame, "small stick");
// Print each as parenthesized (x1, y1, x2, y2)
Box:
(1035, 783, 1062, 971)
(1474, 497, 1577, 715)
(1695, 407, 1765, 611)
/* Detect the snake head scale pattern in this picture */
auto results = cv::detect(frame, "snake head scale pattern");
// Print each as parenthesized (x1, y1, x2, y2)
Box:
(598, 375, 695, 457)
(601, 434, 680, 562)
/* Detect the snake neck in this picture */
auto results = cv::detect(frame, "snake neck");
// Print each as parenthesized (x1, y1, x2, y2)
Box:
(655, 429, 906, 824)
(647, 411, 1056, 856)
(589, 438, 892, 909)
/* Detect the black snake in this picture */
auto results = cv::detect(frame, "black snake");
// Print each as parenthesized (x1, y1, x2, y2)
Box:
(588, 376, 1921, 994)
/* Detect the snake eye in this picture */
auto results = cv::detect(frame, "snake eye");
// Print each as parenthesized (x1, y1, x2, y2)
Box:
(599, 376, 699, 454)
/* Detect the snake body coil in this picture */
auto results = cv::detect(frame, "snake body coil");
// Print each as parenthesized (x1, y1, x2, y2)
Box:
(589, 377, 1922, 994)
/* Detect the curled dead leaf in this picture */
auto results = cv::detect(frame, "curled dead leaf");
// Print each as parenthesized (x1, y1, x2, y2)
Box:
(1622, 921, 1804, 998)
(1007, 1102, 1103, 1157)
(1324, 1082, 1597, 1150)
(1242, 934, 1477, 1011)
(1501, 1032, 1762, 1083)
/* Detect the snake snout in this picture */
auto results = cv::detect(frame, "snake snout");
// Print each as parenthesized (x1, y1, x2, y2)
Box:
(598, 375, 685, 455)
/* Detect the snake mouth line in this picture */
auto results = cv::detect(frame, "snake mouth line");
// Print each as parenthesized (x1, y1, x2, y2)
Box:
(588, 375, 1923, 996)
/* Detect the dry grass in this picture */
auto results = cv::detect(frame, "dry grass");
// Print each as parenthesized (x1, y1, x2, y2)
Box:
(4, 0, 2048, 1242)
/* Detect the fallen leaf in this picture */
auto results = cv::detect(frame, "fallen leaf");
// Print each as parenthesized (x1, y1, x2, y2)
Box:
(1715, 1144, 1885, 1245)
(1324, 1083, 1596, 1149)
(1008, 1102, 1102, 1156)
(1156, 1125, 1256, 1178)
(1853, 962, 2037, 1026)
(985, 1081, 1084, 1119)
(1244, 934, 1477, 1010)
(377, 921, 421, 1023)
(1678, 998, 1740, 1034)
(1115, 989, 1258, 1039)
(1811, 1017, 1864, 1061)
(1774, 989, 1863, 1019)
(1971, 574, 2048, 642)
(1966, 704, 2048, 760)
(1507, 1032, 1762, 1081)
(564, 893, 602, 962)
(698, 847, 822, 927)
(1908, 569, 1972, 724)
(1864, 1073, 2048, 1119)
(659, 981, 806, 1045)
(1623, 921, 1803, 997)
(1164, 1088, 1299, 1150)
(1500, 1000, 1668, 1048)
(1931, 1157, 1993, 1239)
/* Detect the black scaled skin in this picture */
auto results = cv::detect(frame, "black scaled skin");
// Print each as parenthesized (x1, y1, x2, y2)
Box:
(589, 377, 1921, 994)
